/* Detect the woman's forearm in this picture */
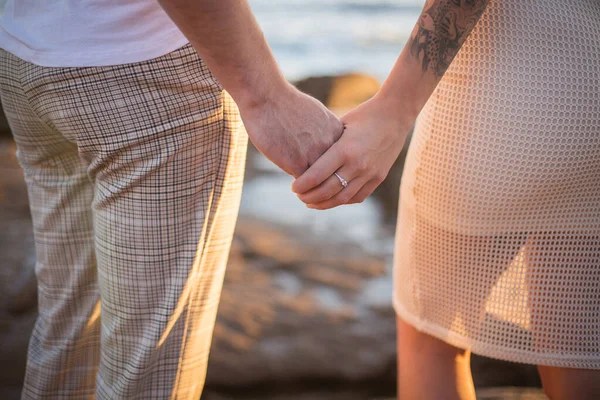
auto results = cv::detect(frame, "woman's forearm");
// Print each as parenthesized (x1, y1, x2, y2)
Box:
(378, 0, 490, 123)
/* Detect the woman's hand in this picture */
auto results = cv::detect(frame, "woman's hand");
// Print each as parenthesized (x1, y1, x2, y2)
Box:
(291, 93, 413, 209)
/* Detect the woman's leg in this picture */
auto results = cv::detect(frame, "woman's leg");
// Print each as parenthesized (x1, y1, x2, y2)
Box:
(525, 234, 600, 400)
(397, 317, 475, 400)
(537, 366, 600, 400)
(395, 218, 526, 400)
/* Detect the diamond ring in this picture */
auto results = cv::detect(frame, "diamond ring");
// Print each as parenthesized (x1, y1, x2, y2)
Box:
(334, 172, 348, 188)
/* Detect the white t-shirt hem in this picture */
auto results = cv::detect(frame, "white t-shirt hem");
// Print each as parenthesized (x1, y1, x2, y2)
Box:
(0, 25, 190, 68)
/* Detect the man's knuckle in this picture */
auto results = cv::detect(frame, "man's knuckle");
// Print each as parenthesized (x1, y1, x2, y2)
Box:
(330, 116, 343, 133)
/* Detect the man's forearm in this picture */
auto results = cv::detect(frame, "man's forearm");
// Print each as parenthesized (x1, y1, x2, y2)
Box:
(157, 0, 289, 109)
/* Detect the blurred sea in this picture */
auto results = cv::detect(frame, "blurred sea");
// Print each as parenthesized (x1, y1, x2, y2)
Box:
(250, 0, 423, 81)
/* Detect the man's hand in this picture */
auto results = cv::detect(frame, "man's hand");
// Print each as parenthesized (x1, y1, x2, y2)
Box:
(240, 83, 344, 178)
(292, 93, 411, 208)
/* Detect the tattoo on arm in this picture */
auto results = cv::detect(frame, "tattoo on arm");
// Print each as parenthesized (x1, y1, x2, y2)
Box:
(409, 0, 489, 77)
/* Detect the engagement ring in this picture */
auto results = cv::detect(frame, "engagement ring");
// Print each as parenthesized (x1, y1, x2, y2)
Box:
(334, 172, 348, 188)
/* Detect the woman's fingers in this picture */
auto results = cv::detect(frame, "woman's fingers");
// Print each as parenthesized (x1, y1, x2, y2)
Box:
(297, 165, 356, 204)
(307, 176, 367, 210)
(347, 179, 381, 204)
(292, 141, 345, 195)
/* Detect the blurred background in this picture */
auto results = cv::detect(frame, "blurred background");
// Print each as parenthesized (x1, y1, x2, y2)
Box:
(250, 0, 420, 81)
(0, 1, 546, 399)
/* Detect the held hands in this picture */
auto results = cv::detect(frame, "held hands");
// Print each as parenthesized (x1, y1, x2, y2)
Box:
(239, 83, 344, 178)
(238, 82, 411, 210)
(292, 94, 412, 209)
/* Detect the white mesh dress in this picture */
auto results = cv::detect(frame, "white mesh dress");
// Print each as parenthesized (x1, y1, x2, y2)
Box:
(393, 0, 600, 368)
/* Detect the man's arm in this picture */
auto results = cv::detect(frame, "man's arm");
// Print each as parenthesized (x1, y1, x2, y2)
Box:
(157, 0, 343, 177)
(157, 0, 284, 109)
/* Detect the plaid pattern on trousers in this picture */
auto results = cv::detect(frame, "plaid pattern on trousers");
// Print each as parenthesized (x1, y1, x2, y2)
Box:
(0, 44, 248, 399)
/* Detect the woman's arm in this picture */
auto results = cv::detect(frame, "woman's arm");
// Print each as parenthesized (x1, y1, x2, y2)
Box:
(292, 0, 491, 208)
(381, 0, 489, 121)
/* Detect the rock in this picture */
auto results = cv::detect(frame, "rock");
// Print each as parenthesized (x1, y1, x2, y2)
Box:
(203, 390, 380, 400)
(0, 139, 37, 399)
(207, 217, 395, 390)
(377, 387, 548, 400)
(476, 387, 547, 400)
(203, 387, 549, 400)
(472, 355, 541, 389)
(294, 73, 380, 113)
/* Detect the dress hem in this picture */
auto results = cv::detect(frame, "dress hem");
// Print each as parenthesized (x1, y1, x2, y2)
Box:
(393, 297, 600, 370)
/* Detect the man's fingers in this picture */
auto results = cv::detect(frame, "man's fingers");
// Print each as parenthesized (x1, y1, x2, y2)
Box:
(306, 176, 366, 210)
(292, 141, 345, 194)
(296, 165, 355, 204)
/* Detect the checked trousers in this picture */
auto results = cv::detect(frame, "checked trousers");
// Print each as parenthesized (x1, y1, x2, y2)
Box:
(0, 44, 247, 399)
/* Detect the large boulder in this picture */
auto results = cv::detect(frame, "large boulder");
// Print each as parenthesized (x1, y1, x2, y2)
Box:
(206, 217, 395, 394)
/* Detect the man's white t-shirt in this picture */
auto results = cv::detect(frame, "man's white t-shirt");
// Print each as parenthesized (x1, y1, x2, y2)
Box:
(0, 0, 190, 67)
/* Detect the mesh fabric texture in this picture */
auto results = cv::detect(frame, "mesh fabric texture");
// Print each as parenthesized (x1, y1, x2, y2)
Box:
(394, 0, 600, 368)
